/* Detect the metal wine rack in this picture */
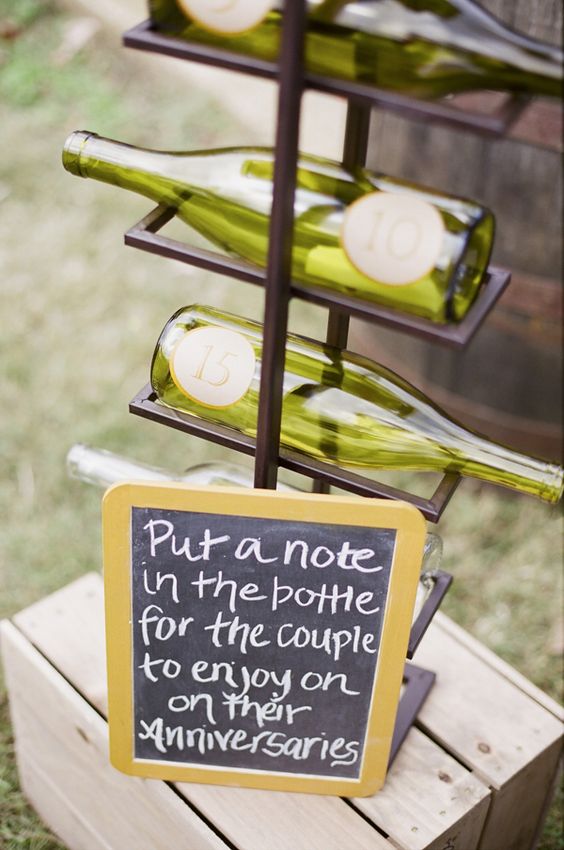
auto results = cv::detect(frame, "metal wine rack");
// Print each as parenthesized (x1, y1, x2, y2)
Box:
(124, 6, 519, 517)
(119, 2, 539, 767)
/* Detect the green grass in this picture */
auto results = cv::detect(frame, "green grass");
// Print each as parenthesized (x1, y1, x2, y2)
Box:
(0, 3, 562, 848)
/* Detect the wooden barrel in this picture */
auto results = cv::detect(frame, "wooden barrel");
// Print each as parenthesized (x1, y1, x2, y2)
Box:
(351, 0, 563, 461)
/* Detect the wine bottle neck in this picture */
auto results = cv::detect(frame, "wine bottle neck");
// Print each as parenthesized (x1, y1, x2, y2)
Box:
(67, 444, 172, 488)
(62, 132, 206, 195)
(450, 428, 564, 504)
(63, 132, 159, 179)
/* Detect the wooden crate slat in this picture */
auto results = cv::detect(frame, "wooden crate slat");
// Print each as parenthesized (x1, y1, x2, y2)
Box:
(17, 749, 112, 850)
(351, 727, 490, 850)
(0, 620, 230, 850)
(429, 613, 564, 722)
(13, 572, 109, 715)
(178, 783, 391, 850)
(413, 613, 563, 850)
(413, 613, 562, 787)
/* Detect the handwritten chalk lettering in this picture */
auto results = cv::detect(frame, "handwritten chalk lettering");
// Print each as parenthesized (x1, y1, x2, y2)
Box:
(191, 661, 292, 702)
(138, 718, 360, 767)
(272, 577, 380, 616)
(300, 671, 360, 696)
(138, 652, 182, 682)
(190, 570, 267, 613)
(130, 506, 398, 779)
(283, 539, 383, 573)
(262, 734, 359, 767)
(277, 623, 378, 662)
(143, 570, 179, 604)
(221, 693, 312, 728)
(138, 604, 194, 646)
(204, 612, 271, 654)
(234, 537, 278, 563)
(143, 519, 230, 561)
(167, 692, 216, 724)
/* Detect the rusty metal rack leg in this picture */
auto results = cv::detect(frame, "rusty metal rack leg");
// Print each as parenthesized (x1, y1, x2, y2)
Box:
(388, 664, 436, 767)
(407, 571, 454, 659)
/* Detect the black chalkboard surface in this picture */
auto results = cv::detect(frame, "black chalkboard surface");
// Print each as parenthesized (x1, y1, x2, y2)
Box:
(104, 483, 425, 797)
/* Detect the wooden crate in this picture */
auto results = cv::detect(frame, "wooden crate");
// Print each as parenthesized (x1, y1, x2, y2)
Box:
(1, 573, 561, 850)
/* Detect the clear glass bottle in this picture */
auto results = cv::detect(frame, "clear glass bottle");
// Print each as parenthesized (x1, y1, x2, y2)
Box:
(63, 132, 494, 323)
(66, 443, 295, 490)
(66, 442, 445, 621)
(149, 0, 563, 99)
(150, 305, 563, 504)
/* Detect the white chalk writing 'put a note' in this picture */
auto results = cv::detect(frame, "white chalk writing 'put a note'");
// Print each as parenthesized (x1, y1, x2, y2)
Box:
(143, 519, 385, 573)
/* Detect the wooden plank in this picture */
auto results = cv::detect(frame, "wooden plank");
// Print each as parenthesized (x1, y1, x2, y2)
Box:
(12, 571, 109, 715)
(18, 749, 122, 850)
(413, 617, 563, 788)
(180, 783, 391, 850)
(477, 746, 563, 850)
(432, 613, 564, 722)
(413, 616, 563, 850)
(10, 572, 491, 850)
(0, 620, 230, 850)
(352, 727, 490, 850)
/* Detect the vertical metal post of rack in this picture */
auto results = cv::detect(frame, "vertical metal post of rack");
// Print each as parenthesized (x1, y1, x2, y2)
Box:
(253, 0, 307, 490)
(312, 101, 372, 495)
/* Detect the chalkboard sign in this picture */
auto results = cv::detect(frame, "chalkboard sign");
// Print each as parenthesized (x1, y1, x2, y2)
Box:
(103, 483, 425, 796)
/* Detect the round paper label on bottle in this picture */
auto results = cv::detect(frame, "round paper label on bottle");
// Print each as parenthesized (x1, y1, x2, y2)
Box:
(177, 0, 275, 34)
(341, 192, 445, 286)
(171, 326, 256, 409)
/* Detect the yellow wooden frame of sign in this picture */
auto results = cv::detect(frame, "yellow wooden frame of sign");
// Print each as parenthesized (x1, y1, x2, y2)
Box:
(103, 482, 426, 797)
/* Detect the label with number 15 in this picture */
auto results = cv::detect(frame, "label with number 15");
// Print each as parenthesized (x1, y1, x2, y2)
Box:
(171, 326, 256, 408)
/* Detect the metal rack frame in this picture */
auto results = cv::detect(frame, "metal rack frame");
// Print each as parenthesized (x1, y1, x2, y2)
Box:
(124, 19, 541, 139)
(124, 205, 511, 348)
(120, 3, 538, 773)
(129, 383, 461, 521)
(122, 8, 519, 520)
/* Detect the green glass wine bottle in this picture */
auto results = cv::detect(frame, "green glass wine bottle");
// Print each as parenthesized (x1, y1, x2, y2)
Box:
(150, 305, 563, 504)
(63, 132, 494, 323)
(149, 0, 563, 99)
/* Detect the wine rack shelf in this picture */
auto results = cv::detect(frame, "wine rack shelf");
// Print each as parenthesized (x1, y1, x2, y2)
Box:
(124, 19, 548, 143)
(125, 203, 511, 348)
(130, 383, 461, 522)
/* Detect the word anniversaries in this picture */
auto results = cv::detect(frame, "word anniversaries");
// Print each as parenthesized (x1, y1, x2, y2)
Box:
(131, 508, 396, 780)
